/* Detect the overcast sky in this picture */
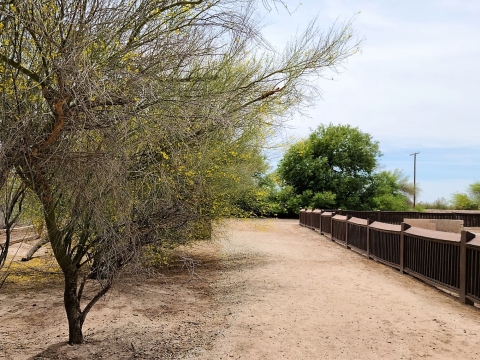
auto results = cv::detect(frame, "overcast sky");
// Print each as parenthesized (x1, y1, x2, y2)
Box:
(260, 0, 480, 203)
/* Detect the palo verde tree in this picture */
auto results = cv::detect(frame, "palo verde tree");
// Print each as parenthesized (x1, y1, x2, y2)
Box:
(451, 182, 480, 210)
(370, 169, 414, 211)
(0, 0, 361, 343)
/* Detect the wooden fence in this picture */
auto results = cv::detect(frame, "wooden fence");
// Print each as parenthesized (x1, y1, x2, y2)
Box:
(299, 209, 480, 306)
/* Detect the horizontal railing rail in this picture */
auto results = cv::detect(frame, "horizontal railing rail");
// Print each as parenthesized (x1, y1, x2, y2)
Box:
(334, 209, 480, 227)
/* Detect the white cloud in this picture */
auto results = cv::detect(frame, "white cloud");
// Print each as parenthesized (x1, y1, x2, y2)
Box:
(263, 0, 480, 149)
(260, 0, 480, 201)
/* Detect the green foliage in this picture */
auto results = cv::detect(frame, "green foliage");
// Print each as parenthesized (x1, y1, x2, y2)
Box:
(451, 193, 479, 210)
(277, 124, 381, 210)
(418, 197, 451, 210)
(450, 181, 480, 210)
(311, 191, 337, 209)
(468, 182, 480, 205)
(16, 189, 44, 235)
(372, 193, 408, 211)
(234, 172, 305, 217)
(227, 169, 279, 218)
(370, 170, 411, 211)
(276, 125, 419, 212)
(412, 204, 426, 212)
(267, 185, 307, 217)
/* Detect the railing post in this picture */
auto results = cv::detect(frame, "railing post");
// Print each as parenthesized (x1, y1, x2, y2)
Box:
(366, 218, 373, 259)
(330, 211, 335, 241)
(460, 230, 475, 305)
(377, 210, 381, 222)
(399, 223, 411, 274)
(319, 210, 324, 234)
(345, 215, 351, 249)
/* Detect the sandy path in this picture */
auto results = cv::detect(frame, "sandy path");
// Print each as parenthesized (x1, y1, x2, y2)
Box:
(3, 219, 480, 359)
(189, 219, 480, 360)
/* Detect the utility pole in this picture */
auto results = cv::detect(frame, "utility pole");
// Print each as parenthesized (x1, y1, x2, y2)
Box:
(410, 152, 419, 207)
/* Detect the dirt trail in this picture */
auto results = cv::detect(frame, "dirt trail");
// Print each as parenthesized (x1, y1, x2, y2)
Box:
(2, 219, 480, 359)
(188, 219, 480, 360)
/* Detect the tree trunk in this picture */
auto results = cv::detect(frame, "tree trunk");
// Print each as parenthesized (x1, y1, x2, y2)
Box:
(64, 270, 84, 344)
(21, 236, 48, 261)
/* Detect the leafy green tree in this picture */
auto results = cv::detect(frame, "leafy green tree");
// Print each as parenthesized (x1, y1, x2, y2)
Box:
(276, 126, 418, 212)
(311, 190, 337, 209)
(233, 171, 279, 217)
(277, 124, 381, 210)
(370, 170, 411, 211)
(283, 187, 312, 213)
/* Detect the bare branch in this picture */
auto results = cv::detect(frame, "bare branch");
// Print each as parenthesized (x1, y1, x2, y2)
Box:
(0, 53, 41, 83)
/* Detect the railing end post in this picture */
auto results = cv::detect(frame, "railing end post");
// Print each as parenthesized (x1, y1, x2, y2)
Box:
(401, 222, 411, 231)
(463, 230, 476, 243)
(459, 230, 475, 305)
(345, 215, 351, 248)
(399, 222, 409, 274)
(366, 218, 373, 259)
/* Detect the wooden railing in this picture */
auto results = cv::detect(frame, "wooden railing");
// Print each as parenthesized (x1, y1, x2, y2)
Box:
(299, 209, 480, 306)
